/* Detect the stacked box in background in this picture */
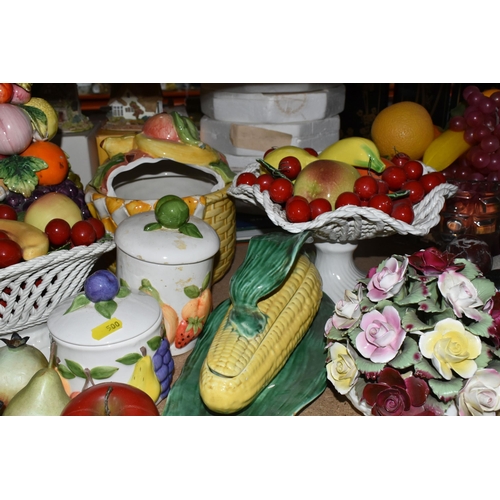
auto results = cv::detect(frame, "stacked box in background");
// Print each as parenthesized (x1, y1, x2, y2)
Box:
(199, 84, 346, 172)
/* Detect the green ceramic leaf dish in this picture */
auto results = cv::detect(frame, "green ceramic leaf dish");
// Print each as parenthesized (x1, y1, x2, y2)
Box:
(162, 293, 334, 416)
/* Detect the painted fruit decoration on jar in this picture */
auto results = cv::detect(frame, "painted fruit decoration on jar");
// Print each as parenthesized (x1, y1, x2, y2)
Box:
(139, 272, 212, 350)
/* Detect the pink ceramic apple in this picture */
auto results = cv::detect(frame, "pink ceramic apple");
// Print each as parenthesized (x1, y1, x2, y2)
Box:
(293, 159, 360, 206)
(142, 113, 180, 142)
(24, 193, 83, 232)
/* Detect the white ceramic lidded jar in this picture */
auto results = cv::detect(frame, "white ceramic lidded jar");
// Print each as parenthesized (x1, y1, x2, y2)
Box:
(114, 207, 220, 356)
(48, 283, 166, 400)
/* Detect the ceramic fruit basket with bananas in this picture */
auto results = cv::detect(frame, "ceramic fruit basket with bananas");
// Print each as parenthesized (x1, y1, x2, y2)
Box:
(85, 111, 237, 283)
(47, 270, 175, 404)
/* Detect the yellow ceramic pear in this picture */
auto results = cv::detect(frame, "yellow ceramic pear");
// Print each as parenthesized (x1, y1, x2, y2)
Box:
(128, 347, 161, 403)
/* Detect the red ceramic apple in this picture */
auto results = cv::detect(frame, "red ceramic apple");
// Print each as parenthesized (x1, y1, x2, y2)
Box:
(60, 382, 159, 416)
(293, 159, 360, 207)
(142, 113, 180, 142)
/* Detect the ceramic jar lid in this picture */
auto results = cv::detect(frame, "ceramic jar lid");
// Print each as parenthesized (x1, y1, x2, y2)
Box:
(48, 291, 162, 347)
(114, 211, 220, 265)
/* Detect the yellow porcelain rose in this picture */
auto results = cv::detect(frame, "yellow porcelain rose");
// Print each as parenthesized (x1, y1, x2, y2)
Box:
(419, 318, 482, 381)
(326, 342, 359, 395)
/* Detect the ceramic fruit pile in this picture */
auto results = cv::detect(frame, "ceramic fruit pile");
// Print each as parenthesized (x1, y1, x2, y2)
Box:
(0, 269, 169, 416)
(0, 83, 106, 269)
(423, 86, 500, 179)
(236, 138, 447, 226)
(0, 332, 161, 416)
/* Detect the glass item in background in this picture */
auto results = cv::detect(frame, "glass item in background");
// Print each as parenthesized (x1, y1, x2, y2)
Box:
(437, 179, 500, 256)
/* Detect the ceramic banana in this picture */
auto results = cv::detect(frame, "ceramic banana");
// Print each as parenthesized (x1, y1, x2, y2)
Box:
(0, 219, 49, 260)
(319, 137, 386, 173)
(422, 129, 471, 171)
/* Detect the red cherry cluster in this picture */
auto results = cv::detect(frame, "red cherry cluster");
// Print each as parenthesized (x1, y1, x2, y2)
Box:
(0, 202, 107, 269)
(45, 217, 105, 249)
(235, 152, 333, 223)
(335, 153, 446, 224)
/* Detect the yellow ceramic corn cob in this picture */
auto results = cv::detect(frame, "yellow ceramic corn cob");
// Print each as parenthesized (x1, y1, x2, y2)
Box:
(199, 254, 322, 414)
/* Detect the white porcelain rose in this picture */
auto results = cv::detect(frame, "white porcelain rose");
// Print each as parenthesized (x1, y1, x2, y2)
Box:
(438, 270, 484, 321)
(326, 284, 363, 330)
(458, 368, 500, 416)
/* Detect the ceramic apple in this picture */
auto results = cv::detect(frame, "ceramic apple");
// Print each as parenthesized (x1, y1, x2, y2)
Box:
(142, 113, 180, 142)
(24, 192, 83, 232)
(293, 159, 360, 206)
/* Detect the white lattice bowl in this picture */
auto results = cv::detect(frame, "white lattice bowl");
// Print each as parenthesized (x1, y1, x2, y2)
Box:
(227, 162, 458, 242)
(228, 162, 459, 303)
(0, 238, 116, 335)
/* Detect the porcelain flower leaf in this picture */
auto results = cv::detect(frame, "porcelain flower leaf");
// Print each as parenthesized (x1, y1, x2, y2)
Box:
(353, 354, 386, 377)
(465, 310, 494, 338)
(401, 308, 433, 333)
(428, 377, 465, 402)
(472, 276, 497, 306)
(474, 346, 492, 370)
(413, 357, 441, 379)
(454, 258, 481, 281)
(325, 324, 347, 341)
(396, 279, 428, 306)
(388, 336, 420, 370)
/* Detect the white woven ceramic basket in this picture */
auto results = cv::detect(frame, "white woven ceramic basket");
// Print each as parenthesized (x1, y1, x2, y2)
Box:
(0, 238, 116, 334)
(228, 162, 458, 242)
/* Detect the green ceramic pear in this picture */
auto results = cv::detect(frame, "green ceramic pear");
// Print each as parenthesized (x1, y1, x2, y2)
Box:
(3, 341, 70, 416)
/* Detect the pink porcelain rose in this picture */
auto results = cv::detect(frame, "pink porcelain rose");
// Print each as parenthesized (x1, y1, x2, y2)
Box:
(356, 306, 405, 363)
(438, 270, 483, 321)
(366, 256, 408, 302)
(458, 368, 500, 416)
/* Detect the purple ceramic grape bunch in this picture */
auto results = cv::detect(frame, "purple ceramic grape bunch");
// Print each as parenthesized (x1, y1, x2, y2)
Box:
(153, 337, 175, 401)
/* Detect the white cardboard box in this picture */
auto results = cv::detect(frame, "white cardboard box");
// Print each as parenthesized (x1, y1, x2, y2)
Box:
(200, 84, 345, 123)
(201, 115, 340, 157)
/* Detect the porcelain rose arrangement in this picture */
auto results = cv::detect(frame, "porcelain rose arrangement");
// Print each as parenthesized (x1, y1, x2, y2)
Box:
(324, 246, 500, 416)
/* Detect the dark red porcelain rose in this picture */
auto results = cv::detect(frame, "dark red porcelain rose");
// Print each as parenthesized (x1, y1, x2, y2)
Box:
(362, 366, 431, 416)
(409, 247, 464, 276)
